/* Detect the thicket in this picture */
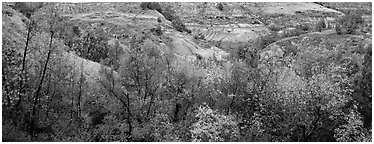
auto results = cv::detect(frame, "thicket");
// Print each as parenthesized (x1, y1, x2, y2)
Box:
(150, 25, 163, 36)
(12, 2, 44, 18)
(56, 23, 120, 65)
(259, 32, 278, 48)
(71, 28, 109, 63)
(162, 5, 191, 33)
(172, 18, 192, 33)
(140, 2, 162, 13)
(336, 12, 364, 35)
(295, 24, 310, 32)
(160, 5, 175, 21)
(140, 3, 191, 33)
(315, 19, 326, 32)
(268, 23, 282, 32)
(217, 3, 224, 11)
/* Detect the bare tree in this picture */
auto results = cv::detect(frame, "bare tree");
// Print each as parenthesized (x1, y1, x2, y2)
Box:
(16, 16, 38, 108)
(29, 5, 61, 139)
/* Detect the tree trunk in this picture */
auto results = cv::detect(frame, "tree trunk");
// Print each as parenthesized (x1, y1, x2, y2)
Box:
(30, 31, 54, 140)
(146, 93, 155, 119)
(77, 61, 84, 117)
(125, 92, 133, 141)
(16, 20, 35, 108)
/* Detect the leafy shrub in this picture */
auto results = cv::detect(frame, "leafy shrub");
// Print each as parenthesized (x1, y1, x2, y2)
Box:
(149, 2, 162, 13)
(334, 110, 368, 142)
(172, 18, 191, 33)
(261, 32, 279, 47)
(140, 2, 148, 10)
(217, 3, 224, 11)
(315, 19, 326, 32)
(12, 2, 44, 18)
(72, 26, 80, 36)
(150, 25, 163, 36)
(295, 24, 310, 32)
(140, 2, 162, 13)
(161, 5, 175, 21)
(155, 4, 191, 33)
(2, 120, 31, 141)
(104, 41, 124, 70)
(194, 33, 205, 40)
(150, 113, 178, 141)
(236, 44, 250, 60)
(268, 23, 282, 32)
(191, 104, 239, 142)
(351, 44, 372, 129)
(72, 29, 109, 63)
(283, 28, 306, 38)
(336, 12, 364, 35)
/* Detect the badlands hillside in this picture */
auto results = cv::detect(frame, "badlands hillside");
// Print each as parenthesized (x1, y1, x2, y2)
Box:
(2, 2, 372, 142)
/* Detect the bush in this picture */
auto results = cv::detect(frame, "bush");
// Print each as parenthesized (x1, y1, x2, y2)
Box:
(13, 2, 44, 18)
(172, 18, 191, 33)
(194, 33, 205, 40)
(140, 2, 162, 12)
(217, 3, 224, 11)
(295, 24, 310, 32)
(104, 41, 124, 70)
(150, 25, 163, 36)
(261, 32, 279, 47)
(336, 12, 364, 35)
(140, 2, 149, 10)
(315, 19, 326, 32)
(72, 29, 109, 63)
(146, 4, 190, 34)
(161, 5, 175, 21)
(149, 2, 162, 13)
(191, 104, 239, 142)
(283, 28, 306, 38)
(268, 23, 282, 32)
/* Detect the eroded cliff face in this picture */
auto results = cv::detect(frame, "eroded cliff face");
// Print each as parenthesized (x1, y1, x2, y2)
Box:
(165, 2, 344, 53)
(186, 22, 269, 52)
(6, 2, 352, 82)
(28, 2, 350, 85)
(50, 2, 348, 64)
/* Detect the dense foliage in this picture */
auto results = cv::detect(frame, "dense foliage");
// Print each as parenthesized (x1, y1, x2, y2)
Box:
(71, 28, 109, 63)
(315, 19, 326, 32)
(141, 3, 191, 33)
(336, 12, 364, 34)
(140, 2, 162, 13)
(217, 3, 224, 11)
(11, 2, 44, 18)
